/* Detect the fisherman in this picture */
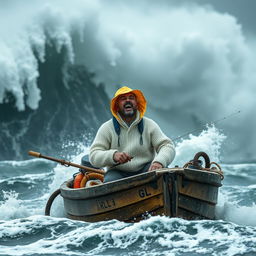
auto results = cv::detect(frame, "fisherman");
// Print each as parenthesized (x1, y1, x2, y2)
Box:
(89, 86, 176, 182)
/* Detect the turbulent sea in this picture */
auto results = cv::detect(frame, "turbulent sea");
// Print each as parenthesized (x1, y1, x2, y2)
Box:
(1, 140, 256, 256)
(1, 1, 256, 255)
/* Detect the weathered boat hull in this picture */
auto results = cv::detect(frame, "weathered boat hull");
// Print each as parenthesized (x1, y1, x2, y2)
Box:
(60, 167, 222, 222)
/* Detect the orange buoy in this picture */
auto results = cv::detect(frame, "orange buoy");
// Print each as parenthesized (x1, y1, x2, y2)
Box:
(73, 173, 84, 188)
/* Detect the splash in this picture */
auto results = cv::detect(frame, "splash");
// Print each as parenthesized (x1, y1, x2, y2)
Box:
(49, 144, 90, 191)
(172, 125, 226, 167)
(0, 191, 30, 220)
(216, 192, 256, 227)
(1, 0, 255, 161)
(44, 144, 91, 217)
(224, 203, 256, 227)
(1, 216, 255, 256)
(0, 0, 96, 111)
(0, 0, 255, 113)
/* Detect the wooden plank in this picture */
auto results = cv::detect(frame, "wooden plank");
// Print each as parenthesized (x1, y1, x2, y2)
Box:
(170, 174, 178, 217)
(182, 168, 222, 187)
(61, 171, 158, 199)
(61, 167, 221, 222)
(61, 168, 222, 200)
(67, 194, 164, 222)
(163, 174, 171, 217)
(177, 176, 219, 204)
(63, 178, 163, 216)
(163, 172, 178, 217)
(178, 194, 216, 219)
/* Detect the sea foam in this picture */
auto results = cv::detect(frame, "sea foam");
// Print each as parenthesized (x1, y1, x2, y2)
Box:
(0, 191, 30, 220)
(172, 125, 226, 167)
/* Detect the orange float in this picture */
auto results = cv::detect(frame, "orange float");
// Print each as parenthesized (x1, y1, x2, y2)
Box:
(73, 173, 84, 188)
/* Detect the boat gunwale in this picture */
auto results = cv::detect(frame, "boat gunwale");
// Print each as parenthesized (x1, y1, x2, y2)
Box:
(60, 167, 222, 200)
(60, 169, 159, 200)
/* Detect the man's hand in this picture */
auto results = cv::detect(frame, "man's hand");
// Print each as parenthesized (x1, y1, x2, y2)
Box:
(148, 162, 163, 171)
(113, 152, 133, 164)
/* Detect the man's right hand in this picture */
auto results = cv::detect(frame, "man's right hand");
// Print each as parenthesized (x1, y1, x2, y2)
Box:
(113, 152, 133, 164)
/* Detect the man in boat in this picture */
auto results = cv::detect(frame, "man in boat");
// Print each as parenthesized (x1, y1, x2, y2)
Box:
(89, 86, 176, 182)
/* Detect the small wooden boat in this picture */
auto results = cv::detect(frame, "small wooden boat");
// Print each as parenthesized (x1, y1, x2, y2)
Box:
(28, 150, 223, 222)
(59, 152, 223, 222)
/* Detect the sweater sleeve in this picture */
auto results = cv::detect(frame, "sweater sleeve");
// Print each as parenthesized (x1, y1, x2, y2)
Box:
(89, 122, 117, 168)
(150, 120, 176, 167)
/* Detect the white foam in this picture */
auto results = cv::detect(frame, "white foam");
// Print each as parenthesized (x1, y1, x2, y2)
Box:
(225, 203, 256, 227)
(0, 191, 30, 220)
(0, 215, 68, 238)
(0, 0, 254, 114)
(49, 145, 90, 190)
(1, 0, 256, 160)
(42, 145, 91, 217)
(0, 157, 49, 167)
(0, 215, 255, 256)
(0, 0, 94, 110)
(172, 125, 226, 167)
(216, 189, 256, 227)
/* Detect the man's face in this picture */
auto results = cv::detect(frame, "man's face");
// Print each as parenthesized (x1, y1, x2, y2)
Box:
(117, 93, 138, 118)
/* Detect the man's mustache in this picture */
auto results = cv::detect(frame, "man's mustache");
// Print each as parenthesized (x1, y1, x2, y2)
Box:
(124, 102, 133, 108)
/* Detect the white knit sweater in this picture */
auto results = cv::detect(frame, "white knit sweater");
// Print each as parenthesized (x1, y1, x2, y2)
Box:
(89, 112, 175, 172)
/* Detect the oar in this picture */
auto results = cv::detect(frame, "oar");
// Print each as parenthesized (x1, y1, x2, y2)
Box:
(28, 151, 106, 175)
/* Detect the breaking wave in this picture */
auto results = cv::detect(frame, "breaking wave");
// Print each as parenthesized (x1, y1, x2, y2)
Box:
(1, 126, 256, 255)
(0, 0, 256, 162)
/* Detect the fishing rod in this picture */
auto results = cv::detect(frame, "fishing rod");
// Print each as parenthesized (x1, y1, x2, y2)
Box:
(172, 110, 241, 142)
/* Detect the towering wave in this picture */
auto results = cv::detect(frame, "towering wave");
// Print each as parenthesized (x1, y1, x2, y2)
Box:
(0, 0, 255, 161)
(0, 1, 111, 160)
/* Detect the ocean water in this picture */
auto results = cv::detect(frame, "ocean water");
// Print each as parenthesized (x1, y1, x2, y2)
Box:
(1, 0, 256, 162)
(1, 1, 256, 255)
(1, 129, 256, 256)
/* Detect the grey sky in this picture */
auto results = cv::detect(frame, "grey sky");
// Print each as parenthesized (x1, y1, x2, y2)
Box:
(192, 0, 256, 34)
(151, 0, 256, 34)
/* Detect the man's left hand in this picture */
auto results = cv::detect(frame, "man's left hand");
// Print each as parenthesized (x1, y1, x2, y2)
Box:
(148, 162, 163, 171)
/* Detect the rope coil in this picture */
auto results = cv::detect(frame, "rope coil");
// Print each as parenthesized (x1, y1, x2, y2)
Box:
(183, 161, 224, 180)
(73, 172, 104, 188)
(183, 152, 224, 180)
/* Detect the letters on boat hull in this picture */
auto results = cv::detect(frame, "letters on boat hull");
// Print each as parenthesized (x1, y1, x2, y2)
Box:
(60, 168, 222, 222)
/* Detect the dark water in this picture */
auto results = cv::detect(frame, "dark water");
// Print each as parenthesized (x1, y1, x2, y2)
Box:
(0, 45, 111, 161)
(0, 149, 256, 256)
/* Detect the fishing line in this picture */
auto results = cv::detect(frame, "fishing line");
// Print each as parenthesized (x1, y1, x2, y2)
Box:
(172, 110, 241, 142)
